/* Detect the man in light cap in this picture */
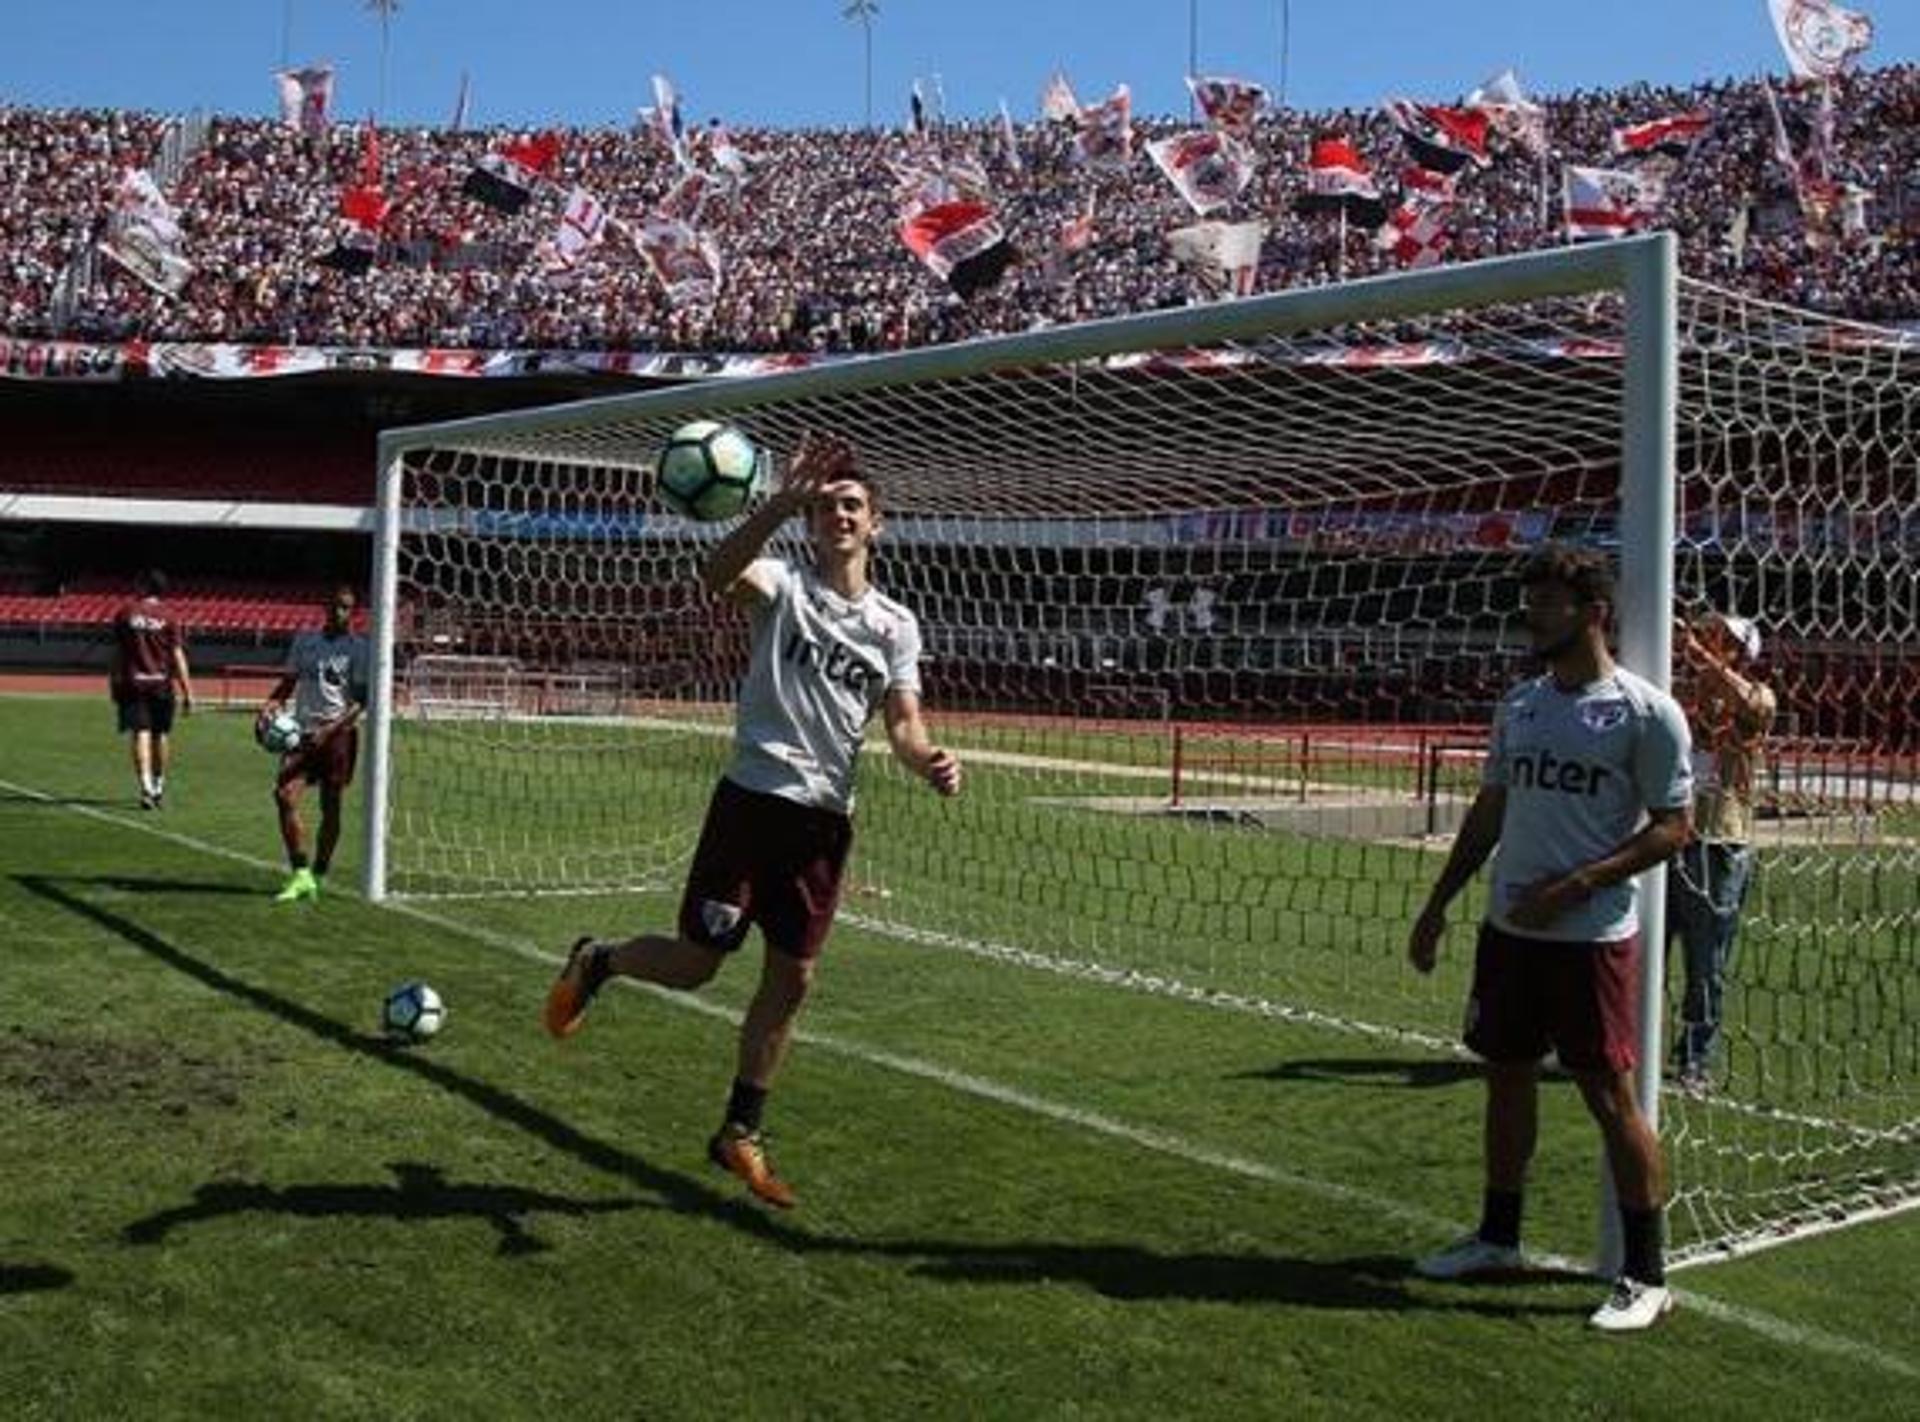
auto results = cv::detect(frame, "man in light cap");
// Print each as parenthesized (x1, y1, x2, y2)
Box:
(1671, 610, 1777, 1089)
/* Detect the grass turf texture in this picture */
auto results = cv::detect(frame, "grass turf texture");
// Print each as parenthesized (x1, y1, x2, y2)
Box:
(2, 693, 1917, 1418)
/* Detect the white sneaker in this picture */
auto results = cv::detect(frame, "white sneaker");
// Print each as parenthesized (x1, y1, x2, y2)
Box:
(1414, 1233, 1524, 1280)
(1588, 1277, 1675, 1332)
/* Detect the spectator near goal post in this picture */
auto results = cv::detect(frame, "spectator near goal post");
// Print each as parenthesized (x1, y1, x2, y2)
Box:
(541, 433, 962, 1210)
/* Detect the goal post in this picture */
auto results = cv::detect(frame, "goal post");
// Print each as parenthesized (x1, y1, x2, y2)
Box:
(361, 232, 1919, 1263)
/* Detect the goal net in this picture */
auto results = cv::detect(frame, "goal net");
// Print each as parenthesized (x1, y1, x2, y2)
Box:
(368, 238, 1917, 1264)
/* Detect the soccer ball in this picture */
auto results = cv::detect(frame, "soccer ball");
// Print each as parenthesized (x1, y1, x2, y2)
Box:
(257, 711, 302, 755)
(656, 420, 762, 522)
(382, 981, 447, 1041)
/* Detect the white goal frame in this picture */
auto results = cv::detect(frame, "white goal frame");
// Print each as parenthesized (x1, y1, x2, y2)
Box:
(366, 235, 1679, 1221)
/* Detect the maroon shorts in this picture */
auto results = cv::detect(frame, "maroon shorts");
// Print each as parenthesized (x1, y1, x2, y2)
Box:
(678, 778, 853, 961)
(278, 726, 359, 791)
(1463, 922, 1641, 1073)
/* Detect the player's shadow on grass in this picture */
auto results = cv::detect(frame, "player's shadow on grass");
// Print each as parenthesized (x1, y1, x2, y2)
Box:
(0, 1262, 75, 1295)
(852, 1242, 1592, 1317)
(1240, 1058, 1485, 1089)
(0, 791, 122, 809)
(16, 874, 801, 1248)
(125, 1162, 639, 1257)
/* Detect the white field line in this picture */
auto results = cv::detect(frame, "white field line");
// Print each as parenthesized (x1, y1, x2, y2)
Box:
(2, 776, 1917, 1381)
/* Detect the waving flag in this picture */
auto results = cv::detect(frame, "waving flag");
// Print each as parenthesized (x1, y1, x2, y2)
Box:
(1187, 75, 1268, 140)
(1295, 138, 1386, 226)
(1041, 70, 1081, 122)
(1377, 194, 1452, 269)
(339, 124, 388, 232)
(900, 201, 1018, 299)
(1148, 130, 1256, 215)
(1565, 165, 1662, 241)
(1769, 0, 1874, 81)
(544, 187, 608, 272)
(1074, 86, 1133, 167)
(998, 98, 1024, 173)
(1465, 69, 1548, 157)
(1383, 99, 1492, 174)
(1611, 112, 1712, 159)
(1168, 219, 1265, 296)
(634, 218, 723, 304)
(462, 133, 560, 214)
(274, 66, 335, 136)
(102, 169, 192, 295)
(650, 74, 693, 171)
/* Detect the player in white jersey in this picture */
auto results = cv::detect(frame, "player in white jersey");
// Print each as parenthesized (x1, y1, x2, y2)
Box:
(257, 587, 371, 903)
(1407, 546, 1693, 1332)
(544, 433, 961, 1208)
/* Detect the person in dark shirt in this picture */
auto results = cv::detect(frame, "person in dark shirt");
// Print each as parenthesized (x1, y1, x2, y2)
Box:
(109, 569, 194, 809)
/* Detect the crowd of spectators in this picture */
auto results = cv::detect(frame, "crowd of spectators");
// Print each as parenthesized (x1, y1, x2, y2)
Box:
(3, 65, 1916, 353)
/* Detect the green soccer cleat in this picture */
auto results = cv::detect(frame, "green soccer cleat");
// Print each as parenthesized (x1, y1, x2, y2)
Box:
(273, 867, 319, 903)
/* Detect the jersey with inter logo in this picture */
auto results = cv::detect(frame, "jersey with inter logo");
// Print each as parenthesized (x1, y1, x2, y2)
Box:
(284, 630, 370, 730)
(1482, 666, 1693, 943)
(112, 597, 184, 693)
(727, 557, 923, 815)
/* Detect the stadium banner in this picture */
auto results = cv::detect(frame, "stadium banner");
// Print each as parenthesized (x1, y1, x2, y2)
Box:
(0, 338, 130, 382)
(1148, 131, 1257, 216)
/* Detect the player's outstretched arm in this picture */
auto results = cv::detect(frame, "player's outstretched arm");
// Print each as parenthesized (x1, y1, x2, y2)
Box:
(701, 432, 855, 603)
(884, 689, 961, 797)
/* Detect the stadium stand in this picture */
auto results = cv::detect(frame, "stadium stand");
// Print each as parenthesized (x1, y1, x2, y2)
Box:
(2, 66, 1916, 353)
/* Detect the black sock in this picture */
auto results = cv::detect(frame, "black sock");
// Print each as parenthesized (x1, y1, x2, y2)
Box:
(725, 1078, 768, 1134)
(1479, 1189, 1524, 1247)
(312, 863, 329, 878)
(1621, 1207, 1665, 1285)
(289, 851, 310, 870)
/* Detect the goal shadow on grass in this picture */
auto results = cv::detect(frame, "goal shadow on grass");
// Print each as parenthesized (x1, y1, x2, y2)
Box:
(15, 873, 1591, 1320)
(123, 1162, 642, 1257)
(1237, 1058, 1486, 1089)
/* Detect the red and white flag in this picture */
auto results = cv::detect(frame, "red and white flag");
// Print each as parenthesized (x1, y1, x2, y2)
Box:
(1187, 75, 1268, 140)
(274, 66, 334, 136)
(1376, 193, 1452, 268)
(1295, 138, 1386, 225)
(900, 200, 1018, 299)
(545, 187, 608, 271)
(1041, 71, 1081, 122)
(102, 168, 192, 295)
(1382, 99, 1492, 173)
(1464, 69, 1548, 157)
(1611, 112, 1712, 159)
(1564, 165, 1661, 240)
(1769, 0, 1874, 81)
(1168, 219, 1265, 297)
(633, 217, 723, 304)
(1074, 86, 1133, 168)
(1147, 130, 1256, 216)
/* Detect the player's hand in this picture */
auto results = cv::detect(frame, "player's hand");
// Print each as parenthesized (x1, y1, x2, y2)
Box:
(1408, 904, 1446, 974)
(1507, 874, 1591, 932)
(780, 431, 856, 512)
(924, 747, 962, 797)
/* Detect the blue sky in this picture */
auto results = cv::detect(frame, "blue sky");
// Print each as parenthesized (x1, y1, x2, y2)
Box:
(1, 2, 1911, 130)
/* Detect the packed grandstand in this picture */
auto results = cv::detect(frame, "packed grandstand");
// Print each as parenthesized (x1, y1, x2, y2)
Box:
(2, 64, 1916, 358)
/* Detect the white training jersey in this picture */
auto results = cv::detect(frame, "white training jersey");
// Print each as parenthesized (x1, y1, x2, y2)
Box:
(284, 631, 371, 731)
(1481, 665, 1693, 943)
(726, 558, 923, 815)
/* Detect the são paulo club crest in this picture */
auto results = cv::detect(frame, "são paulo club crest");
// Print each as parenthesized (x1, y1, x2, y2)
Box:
(1581, 700, 1630, 733)
(1777, 1, 1873, 79)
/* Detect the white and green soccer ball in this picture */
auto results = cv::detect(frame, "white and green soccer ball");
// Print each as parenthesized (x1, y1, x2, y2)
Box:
(257, 711, 302, 755)
(382, 981, 446, 1042)
(656, 420, 763, 522)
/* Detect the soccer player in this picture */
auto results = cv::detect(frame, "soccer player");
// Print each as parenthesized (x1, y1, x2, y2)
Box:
(1670, 612, 1776, 1090)
(543, 433, 962, 1209)
(109, 569, 194, 809)
(1407, 546, 1693, 1332)
(257, 586, 370, 903)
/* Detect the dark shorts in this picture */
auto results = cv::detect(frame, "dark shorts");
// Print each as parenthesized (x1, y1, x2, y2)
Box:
(116, 693, 175, 735)
(1463, 922, 1641, 1073)
(678, 778, 854, 961)
(277, 726, 359, 791)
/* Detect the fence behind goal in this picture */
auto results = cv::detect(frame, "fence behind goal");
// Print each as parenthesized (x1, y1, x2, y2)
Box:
(367, 238, 1917, 1264)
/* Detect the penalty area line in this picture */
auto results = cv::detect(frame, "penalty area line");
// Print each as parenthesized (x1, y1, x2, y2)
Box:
(3, 775, 1915, 1381)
